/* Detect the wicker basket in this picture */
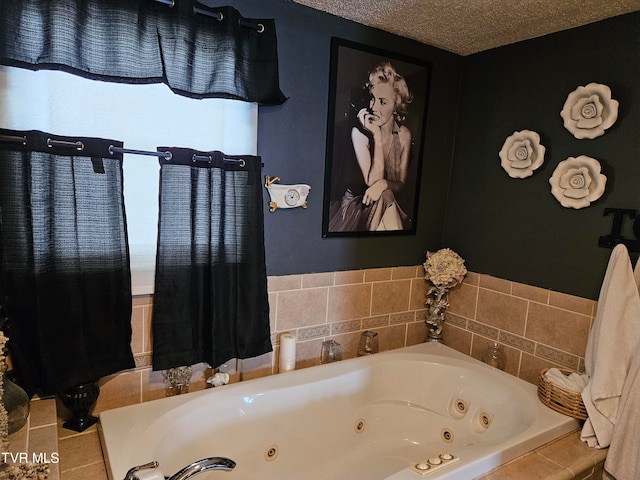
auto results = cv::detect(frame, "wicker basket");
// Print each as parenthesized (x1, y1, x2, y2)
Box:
(537, 368, 588, 420)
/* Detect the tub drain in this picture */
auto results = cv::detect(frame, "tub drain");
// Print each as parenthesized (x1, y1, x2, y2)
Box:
(354, 419, 366, 433)
(264, 445, 279, 461)
(441, 428, 454, 443)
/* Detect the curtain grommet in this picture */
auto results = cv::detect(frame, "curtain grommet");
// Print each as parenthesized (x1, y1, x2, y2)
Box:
(46, 138, 84, 151)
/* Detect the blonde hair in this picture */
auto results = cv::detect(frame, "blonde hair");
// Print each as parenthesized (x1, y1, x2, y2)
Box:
(366, 62, 413, 122)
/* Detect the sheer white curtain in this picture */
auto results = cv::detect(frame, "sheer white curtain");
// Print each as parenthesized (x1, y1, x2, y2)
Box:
(0, 65, 258, 294)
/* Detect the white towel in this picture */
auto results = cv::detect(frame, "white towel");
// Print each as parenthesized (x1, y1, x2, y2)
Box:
(602, 256, 640, 480)
(581, 244, 640, 449)
(544, 367, 589, 392)
(603, 344, 640, 480)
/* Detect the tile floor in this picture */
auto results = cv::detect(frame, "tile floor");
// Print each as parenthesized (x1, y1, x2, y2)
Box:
(6, 398, 60, 480)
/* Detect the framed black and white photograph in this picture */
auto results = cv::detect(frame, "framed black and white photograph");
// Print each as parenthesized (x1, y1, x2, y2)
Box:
(322, 37, 431, 237)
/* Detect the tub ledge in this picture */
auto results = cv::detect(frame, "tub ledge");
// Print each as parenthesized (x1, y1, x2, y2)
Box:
(480, 430, 607, 480)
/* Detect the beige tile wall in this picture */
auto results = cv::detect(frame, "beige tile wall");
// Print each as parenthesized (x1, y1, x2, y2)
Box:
(82, 266, 595, 416)
(444, 272, 595, 384)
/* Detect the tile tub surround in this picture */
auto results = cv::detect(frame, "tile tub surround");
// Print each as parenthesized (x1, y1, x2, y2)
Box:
(88, 267, 596, 415)
(444, 272, 596, 383)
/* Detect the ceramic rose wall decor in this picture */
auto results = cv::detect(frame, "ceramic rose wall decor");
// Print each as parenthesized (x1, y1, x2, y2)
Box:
(498, 83, 618, 210)
(560, 83, 619, 139)
(546, 82, 617, 208)
(549, 155, 607, 209)
(499, 130, 546, 178)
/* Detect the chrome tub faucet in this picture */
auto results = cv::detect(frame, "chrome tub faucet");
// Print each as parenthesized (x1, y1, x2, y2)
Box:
(124, 457, 236, 480)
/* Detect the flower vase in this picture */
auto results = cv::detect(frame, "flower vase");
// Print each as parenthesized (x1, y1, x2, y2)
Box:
(425, 285, 449, 342)
(1, 370, 30, 435)
(423, 248, 467, 343)
(60, 381, 100, 432)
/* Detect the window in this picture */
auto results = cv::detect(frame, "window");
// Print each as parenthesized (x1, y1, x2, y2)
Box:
(0, 66, 258, 294)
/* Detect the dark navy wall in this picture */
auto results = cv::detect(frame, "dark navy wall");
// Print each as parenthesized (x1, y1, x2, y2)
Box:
(221, 0, 464, 276)
(217, 1, 639, 300)
(444, 13, 640, 300)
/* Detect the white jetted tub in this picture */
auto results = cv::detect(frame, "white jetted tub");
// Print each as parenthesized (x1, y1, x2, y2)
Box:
(99, 342, 577, 480)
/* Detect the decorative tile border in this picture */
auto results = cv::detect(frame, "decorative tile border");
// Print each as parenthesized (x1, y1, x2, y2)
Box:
(535, 343, 580, 370)
(467, 319, 499, 340)
(445, 312, 467, 328)
(362, 314, 390, 329)
(499, 331, 535, 354)
(390, 311, 416, 325)
(297, 324, 331, 341)
(133, 353, 152, 369)
(331, 319, 362, 334)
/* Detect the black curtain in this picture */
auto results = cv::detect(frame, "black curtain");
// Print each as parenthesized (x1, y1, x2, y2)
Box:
(152, 148, 271, 370)
(0, 129, 134, 396)
(0, 0, 287, 105)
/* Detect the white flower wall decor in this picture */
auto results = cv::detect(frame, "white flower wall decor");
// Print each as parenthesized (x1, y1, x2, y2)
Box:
(549, 155, 607, 209)
(560, 83, 619, 139)
(499, 130, 546, 178)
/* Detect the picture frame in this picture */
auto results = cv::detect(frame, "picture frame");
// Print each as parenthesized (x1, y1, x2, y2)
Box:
(321, 37, 431, 237)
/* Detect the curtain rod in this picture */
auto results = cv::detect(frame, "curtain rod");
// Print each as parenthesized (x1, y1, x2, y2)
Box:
(109, 146, 251, 166)
(192, 6, 265, 33)
(0, 135, 249, 166)
(108, 145, 172, 160)
(152, 1, 264, 33)
(0, 134, 27, 145)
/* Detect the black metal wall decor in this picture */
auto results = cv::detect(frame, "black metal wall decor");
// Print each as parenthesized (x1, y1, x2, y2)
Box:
(599, 208, 640, 253)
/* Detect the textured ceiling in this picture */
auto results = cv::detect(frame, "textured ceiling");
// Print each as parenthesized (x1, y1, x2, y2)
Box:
(291, 0, 640, 55)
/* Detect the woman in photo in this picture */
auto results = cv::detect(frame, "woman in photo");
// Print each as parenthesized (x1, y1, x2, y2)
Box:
(329, 62, 413, 232)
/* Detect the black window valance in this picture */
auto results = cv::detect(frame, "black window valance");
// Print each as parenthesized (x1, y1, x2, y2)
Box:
(0, 0, 287, 105)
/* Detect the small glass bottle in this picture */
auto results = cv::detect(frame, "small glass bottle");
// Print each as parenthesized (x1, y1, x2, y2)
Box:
(482, 342, 507, 370)
(320, 340, 342, 364)
(358, 331, 379, 356)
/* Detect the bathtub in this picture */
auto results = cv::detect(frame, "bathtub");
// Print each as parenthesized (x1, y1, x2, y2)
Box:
(99, 342, 578, 480)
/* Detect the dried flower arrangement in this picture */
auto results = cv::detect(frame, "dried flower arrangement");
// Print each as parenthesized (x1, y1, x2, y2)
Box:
(423, 248, 467, 342)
